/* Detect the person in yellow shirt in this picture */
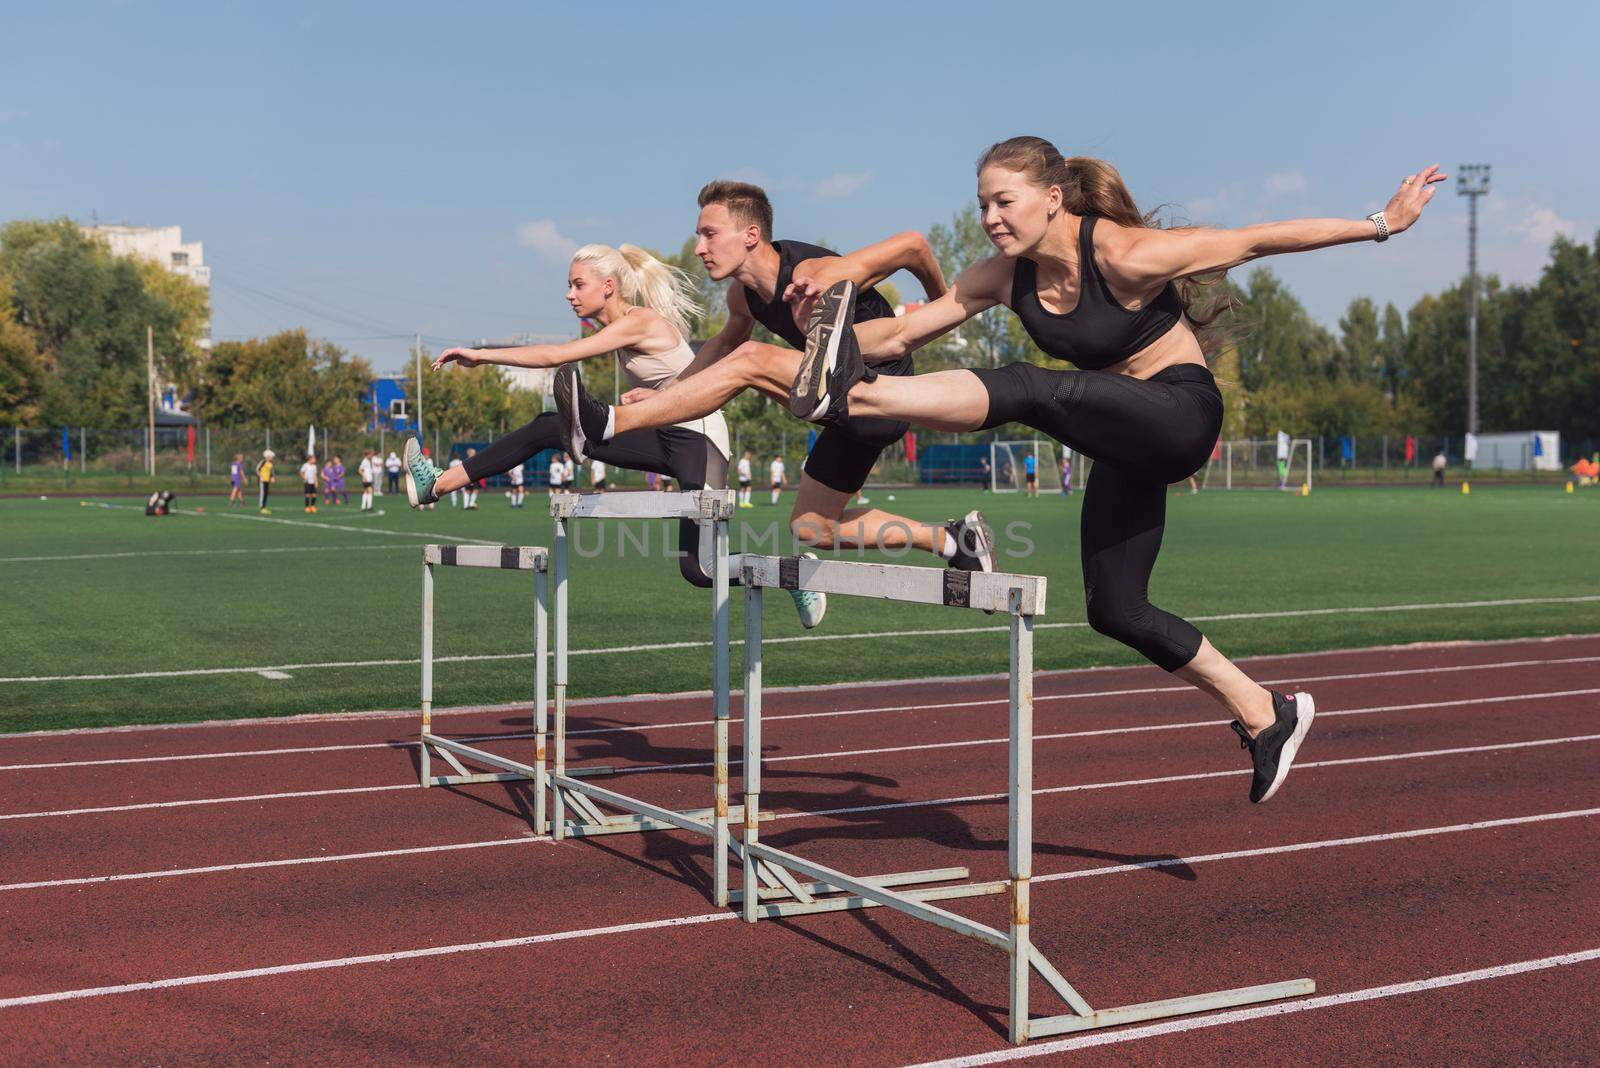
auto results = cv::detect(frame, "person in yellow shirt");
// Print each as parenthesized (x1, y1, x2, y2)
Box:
(256, 449, 276, 514)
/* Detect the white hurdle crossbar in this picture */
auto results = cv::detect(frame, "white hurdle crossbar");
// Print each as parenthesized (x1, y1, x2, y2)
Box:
(737, 554, 1315, 1044)
(547, 490, 766, 908)
(419, 543, 611, 836)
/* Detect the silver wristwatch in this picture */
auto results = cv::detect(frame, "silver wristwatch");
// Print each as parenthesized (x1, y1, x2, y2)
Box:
(1367, 211, 1389, 243)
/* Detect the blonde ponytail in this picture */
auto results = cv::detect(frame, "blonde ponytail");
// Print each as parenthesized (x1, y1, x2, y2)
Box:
(571, 243, 703, 341)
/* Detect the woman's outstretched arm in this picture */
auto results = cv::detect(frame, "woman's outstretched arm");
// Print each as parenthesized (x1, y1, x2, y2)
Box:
(433, 310, 663, 370)
(1104, 165, 1447, 287)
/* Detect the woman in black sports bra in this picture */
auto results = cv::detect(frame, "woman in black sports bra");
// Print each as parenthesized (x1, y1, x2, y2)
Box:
(793, 136, 1444, 805)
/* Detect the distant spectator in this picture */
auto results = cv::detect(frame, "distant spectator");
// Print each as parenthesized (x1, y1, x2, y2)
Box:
(229, 453, 246, 508)
(591, 458, 607, 492)
(384, 450, 402, 494)
(1432, 450, 1447, 488)
(256, 449, 276, 514)
(300, 454, 319, 513)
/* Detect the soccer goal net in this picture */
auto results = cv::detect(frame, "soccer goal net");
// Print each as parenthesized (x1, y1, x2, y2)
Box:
(1199, 438, 1314, 491)
(990, 440, 1064, 494)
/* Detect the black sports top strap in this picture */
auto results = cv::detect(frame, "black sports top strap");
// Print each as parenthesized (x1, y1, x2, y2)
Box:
(1007, 215, 1184, 370)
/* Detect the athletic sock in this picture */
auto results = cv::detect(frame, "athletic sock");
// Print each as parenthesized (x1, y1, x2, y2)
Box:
(602, 406, 616, 442)
(937, 529, 957, 559)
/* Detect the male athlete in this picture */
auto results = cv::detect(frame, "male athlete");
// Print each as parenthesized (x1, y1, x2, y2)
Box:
(559, 180, 996, 572)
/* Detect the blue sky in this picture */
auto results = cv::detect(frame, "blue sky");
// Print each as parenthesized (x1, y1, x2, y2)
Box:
(3, 0, 1594, 373)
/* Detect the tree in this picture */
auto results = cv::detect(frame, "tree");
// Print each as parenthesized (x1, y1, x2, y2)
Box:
(0, 218, 201, 427)
(1337, 296, 1381, 383)
(0, 275, 48, 424)
(1232, 267, 1338, 390)
(193, 329, 373, 431)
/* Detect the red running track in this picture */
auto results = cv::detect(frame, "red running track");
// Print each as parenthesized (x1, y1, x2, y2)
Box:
(2, 635, 1598, 1064)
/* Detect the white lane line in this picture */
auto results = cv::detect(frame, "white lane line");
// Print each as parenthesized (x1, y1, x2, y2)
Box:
(0, 784, 414, 822)
(6, 729, 1593, 831)
(906, 949, 1600, 1066)
(3, 807, 1597, 1010)
(785, 732, 1600, 820)
(1036, 806, 1600, 883)
(7, 595, 1599, 684)
(613, 687, 1600, 776)
(0, 912, 735, 1009)
(7, 799, 1595, 898)
(0, 545, 413, 564)
(0, 836, 544, 892)
(7, 656, 1597, 772)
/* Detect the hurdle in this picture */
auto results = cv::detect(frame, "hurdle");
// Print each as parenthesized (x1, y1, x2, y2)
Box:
(545, 490, 767, 908)
(419, 543, 611, 837)
(736, 554, 1315, 1044)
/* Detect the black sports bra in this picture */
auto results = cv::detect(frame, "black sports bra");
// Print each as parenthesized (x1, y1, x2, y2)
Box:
(1010, 215, 1184, 370)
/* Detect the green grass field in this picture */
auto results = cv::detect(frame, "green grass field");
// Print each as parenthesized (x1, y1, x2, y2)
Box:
(2, 483, 1596, 734)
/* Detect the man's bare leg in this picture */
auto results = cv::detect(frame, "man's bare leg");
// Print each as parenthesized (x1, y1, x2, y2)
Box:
(789, 476, 947, 555)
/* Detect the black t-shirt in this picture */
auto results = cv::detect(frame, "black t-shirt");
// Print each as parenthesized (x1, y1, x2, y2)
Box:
(741, 240, 896, 350)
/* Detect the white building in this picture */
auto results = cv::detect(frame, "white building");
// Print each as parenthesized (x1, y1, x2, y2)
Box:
(89, 224, 211, 290)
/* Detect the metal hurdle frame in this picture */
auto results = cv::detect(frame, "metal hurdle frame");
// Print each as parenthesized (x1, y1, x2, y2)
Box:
(545, 490, 771, 908)
(420, 543, 612, 837)
(737, 554, 1316, 1044)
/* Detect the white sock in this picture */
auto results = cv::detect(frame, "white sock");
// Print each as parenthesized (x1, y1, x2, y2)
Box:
(603, 407, 616, 441)
(937, 528, 957, 559)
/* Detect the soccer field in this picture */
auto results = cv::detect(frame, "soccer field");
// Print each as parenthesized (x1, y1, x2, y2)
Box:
(2, 484, 1595, 733)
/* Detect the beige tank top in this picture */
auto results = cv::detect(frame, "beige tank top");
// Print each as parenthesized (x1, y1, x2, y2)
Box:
(619, 335, 731, 460)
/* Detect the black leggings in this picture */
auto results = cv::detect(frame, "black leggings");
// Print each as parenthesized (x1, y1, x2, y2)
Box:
(464, 412, 730, 588)
(971, 362, 1223, 671)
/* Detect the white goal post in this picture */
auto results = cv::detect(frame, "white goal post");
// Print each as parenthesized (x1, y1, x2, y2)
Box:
(990, 439, 1064, 494)
(1200, 438, 1314, 491)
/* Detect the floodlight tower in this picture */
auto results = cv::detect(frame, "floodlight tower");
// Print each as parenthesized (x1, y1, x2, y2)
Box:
(1457, 164, 1490, 436)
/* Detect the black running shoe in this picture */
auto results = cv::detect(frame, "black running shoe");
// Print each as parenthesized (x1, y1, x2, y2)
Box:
(944, 509, 996, 573)
(1231, 690, 1317, 804)
(555, 364, 609, 462)
(792, 279, 865, 421)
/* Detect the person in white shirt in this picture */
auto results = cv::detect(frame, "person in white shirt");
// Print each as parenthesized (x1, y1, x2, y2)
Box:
(736, 451, 753, 508)
(590, 459, 607, 492)
(561, 452, 576, 491)
(507, 457, 525, 507)
(358, 450, 376, 511)
(299, 455, 319, 513)
(384, 451, 402, 495)
(769, 454, 785, 505)
(548, 454, 564, 495)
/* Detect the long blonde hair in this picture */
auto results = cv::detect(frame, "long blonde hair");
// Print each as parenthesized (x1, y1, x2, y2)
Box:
(570, 243, 703, 341)
(978, 136, 1237, 348)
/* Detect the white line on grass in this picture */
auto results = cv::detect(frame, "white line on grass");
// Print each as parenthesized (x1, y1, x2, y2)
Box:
(8, 655, 1597, 772)
(2, 808, 1597, 1010)
(4, 729, 1596, 824)
(0, 544, 415, 564)
(83, 498, 495, 545)
(6, 594, 1599, 685)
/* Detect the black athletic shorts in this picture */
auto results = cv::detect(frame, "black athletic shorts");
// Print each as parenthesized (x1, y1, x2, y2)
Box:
(802, 352, 913, 493)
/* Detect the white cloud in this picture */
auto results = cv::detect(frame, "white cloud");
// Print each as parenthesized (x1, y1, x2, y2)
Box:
(515, 219, 578, 261)
(1513, 206, 1576, 246)
(813, 170, 872, 200)
(1263, 170, 1308, 197)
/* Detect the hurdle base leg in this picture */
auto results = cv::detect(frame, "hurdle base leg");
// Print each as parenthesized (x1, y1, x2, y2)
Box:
(1026, 978, 1316, 1040)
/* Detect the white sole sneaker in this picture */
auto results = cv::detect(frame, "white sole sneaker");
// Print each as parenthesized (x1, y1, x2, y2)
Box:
(1258, 691, 1315, 804)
